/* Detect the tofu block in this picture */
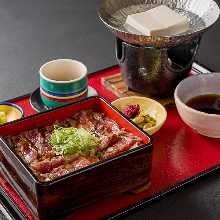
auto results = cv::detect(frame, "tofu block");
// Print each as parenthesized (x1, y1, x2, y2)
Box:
(125, 5, 189, 36)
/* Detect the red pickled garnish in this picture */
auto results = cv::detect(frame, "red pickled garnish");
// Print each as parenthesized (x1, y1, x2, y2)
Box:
(124, 104, 140, 118)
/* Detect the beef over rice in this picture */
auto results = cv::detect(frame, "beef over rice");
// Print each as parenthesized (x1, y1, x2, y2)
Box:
(6, 110, 143, 182)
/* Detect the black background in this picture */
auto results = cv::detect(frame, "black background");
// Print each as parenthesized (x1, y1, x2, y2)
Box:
(0, 0, 220, 219)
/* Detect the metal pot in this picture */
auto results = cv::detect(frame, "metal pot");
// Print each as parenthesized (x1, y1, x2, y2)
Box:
(116, 37, 201, 97)
(99, 0, 219, 97)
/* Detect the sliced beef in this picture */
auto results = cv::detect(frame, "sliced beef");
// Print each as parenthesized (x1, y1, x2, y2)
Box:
(21, 128, 53, 158)
(102, 134, 140, 159)
(31, 156, 64, 174)
(15, 136, 38, 163)
(70, 156, 92, 170)
(7, 109, 143, 182)
(39, 167, 69, 182)
(74, 110, 96, 131)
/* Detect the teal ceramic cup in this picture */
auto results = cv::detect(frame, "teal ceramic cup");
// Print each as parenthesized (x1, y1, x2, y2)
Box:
(39, 59, 88, 108)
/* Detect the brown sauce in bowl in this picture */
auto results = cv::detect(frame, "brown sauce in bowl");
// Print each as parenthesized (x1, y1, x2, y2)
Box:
(186, 94, 220, 115)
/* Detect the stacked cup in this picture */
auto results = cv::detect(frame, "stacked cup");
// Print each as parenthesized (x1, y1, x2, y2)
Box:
(39, 59, 88, 108)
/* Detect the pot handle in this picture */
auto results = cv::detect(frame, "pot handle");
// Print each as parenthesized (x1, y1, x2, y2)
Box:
(116, 38, 125, 63)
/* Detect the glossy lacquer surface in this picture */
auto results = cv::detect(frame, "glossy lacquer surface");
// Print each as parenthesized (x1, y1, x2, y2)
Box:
(0, 95, 152, 220)
(1, 66, 220, 220)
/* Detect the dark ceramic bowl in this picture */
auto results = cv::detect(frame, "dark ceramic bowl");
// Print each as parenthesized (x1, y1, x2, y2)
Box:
(0, 96, 153, 220)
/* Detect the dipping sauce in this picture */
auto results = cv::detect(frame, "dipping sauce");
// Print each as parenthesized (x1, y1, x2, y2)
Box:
(186, 94, 220, 114)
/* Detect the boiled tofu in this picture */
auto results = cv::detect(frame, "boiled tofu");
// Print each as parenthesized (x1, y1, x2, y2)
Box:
(125, 5, 189, 36)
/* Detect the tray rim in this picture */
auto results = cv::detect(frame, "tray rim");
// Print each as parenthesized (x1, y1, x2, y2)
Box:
(0, 187, 26, 220)
(0, 61, 216, 220)
(107, 164, 220, 219)
(2, 164, 220, 220)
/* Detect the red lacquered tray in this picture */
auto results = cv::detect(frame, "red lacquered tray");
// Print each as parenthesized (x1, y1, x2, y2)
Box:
(1, 63, 220, 220)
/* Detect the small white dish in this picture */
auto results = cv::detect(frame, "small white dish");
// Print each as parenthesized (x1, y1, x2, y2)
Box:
(174, 73, 220, 138)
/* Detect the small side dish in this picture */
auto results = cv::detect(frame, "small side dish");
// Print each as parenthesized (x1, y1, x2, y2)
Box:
(0, 102, 23, 124)
(112, 96, 167, 135)
(6, 109, 143, 182)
